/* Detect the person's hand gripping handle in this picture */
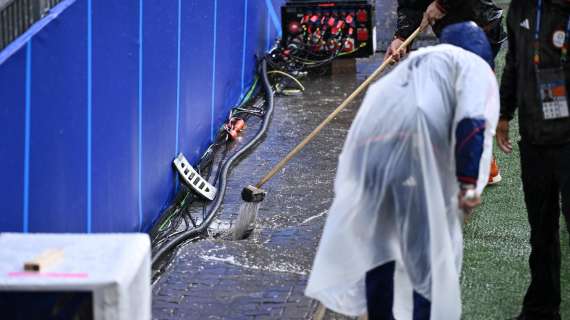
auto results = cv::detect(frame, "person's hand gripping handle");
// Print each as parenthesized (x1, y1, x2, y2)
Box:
(384, 1, 443, 62)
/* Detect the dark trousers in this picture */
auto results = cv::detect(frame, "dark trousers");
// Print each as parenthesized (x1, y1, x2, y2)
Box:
(519, 141, 570, 319)
(365, 261, 431, 320)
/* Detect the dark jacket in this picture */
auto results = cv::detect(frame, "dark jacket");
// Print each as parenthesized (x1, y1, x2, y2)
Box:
(395, 0, 505, 48)
(500, 0, 570, 145)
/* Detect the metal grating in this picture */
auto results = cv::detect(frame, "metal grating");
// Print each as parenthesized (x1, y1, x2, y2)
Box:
(173, 153, 217, 201)
(0, 0, 62, 51)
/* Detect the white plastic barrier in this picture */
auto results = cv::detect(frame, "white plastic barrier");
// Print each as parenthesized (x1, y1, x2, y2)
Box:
(0, 233, 151, 320)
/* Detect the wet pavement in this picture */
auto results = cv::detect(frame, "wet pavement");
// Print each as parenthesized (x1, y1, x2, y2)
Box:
(151, 55, 385, 319)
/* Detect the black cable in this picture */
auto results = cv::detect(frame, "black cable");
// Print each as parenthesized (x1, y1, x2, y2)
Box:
(151, 58, 276, 266)
(149, 188, 194, 244)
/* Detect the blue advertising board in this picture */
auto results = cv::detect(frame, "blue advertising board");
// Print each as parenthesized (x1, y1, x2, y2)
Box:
(0, 0, 284, 233)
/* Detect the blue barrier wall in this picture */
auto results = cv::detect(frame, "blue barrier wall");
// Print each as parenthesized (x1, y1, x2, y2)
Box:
(0, 0, 284, 233)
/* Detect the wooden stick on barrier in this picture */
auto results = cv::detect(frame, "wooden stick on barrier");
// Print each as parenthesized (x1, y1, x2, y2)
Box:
(24, 249, 64, 272)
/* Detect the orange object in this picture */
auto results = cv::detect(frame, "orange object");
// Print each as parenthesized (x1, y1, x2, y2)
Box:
(552, 84, 566, 97)
(488, 156, 502, 185)
(233, 118, 246, 132)
(226, 117, 246, 140)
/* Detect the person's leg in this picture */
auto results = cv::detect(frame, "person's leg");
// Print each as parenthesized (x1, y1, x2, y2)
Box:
(486, 20, 506, 186)
(412, 291, 431, 320)
(519, 141, 562, 318)
(558, 145, 570, 320)
(365, 261, 396, 320)
(559, 143, 570, 243)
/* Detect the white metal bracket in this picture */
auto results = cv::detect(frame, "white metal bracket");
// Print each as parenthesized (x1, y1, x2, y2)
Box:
(173, 153, 217, 201)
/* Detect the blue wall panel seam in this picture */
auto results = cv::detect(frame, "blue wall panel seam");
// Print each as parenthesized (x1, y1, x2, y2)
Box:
(210, 0, 218, 141)
(22, 41, 32, 233)
(174, 0, 181, 191)
(240, 0, 249, 97)
(266, 15, 271, 51)
(86, 0, 93, 233)
(175, 0, 181, 156)
(138, 0, 144, 231)
(264, 0, 281, 37)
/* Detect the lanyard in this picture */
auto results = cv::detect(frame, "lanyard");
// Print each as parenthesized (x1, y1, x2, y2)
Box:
(534, 0, 570, 64)
(564, 17, 570, 63)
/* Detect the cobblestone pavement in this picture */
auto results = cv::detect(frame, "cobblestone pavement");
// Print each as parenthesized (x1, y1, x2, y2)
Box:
(152, 56, 384, 320)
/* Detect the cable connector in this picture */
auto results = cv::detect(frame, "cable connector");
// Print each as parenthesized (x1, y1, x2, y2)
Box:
(224, 117, 246, 140)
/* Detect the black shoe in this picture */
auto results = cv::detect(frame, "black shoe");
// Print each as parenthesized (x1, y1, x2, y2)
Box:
(509, 313, 561, 320)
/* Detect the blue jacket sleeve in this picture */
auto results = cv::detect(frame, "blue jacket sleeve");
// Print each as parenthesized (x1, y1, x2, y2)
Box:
(455, 118, 486, 185)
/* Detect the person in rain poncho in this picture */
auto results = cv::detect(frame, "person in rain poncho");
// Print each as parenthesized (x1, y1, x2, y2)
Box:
(305, 22, 500, 320)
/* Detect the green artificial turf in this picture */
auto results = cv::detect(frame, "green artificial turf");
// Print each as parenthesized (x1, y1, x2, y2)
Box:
(460, 41, 570, 319)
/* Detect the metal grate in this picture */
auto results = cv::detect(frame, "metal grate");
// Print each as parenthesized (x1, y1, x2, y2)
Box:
(173, 153, 217, 201)
(0, 0, 62, 51)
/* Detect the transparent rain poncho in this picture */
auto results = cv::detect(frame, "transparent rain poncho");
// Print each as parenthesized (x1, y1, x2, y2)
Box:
(305, 44, 499, 319)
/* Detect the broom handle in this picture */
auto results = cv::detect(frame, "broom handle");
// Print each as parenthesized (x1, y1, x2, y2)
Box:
(256, 25, 425, 188)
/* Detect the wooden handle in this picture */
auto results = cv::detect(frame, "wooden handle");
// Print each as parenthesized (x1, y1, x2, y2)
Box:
(255, 26, 425, 188)
(24, 249, 64, 272)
